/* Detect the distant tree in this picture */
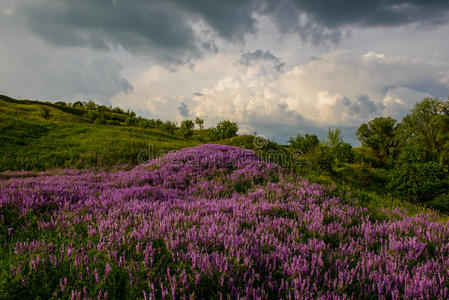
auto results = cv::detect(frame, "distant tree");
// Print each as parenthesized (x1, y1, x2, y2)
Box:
(85, 110, 99, 122)
(112, 107, 124, 114)
(327, 128, 354, 164)
(356, 117, 397, 166)
(195, 117, 204, 130)
(180, 120, 195, 138)
(85, 101, 97, 110)
(97, 105, 109, 112)
(288, 133, 319, 154)
(73, 101, 84, 108)
(54, 101, 66, 106)
(211, 120, 238, 140)
(327, 128, 343, 147)
(162, 121, 177, 135)
(125, 117, 136, 126)
(127, 110, 136, 117)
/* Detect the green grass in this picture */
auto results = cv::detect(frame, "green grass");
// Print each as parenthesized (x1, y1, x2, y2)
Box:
(0, 96, 203, 171)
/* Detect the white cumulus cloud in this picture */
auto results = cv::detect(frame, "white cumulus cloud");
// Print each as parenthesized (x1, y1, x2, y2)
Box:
(111, 50, 449, 143)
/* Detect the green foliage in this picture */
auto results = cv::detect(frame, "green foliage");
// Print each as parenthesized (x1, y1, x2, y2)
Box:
(307, 145, 335, 173)
(0, 97, 202, 171)
(93, 117, 107, 125)
(84, 110, 99, 123)
(356, 117, 397, 166)
(180, 120, 195, 138)
(125, 117, 136, 126)
(396, 97, 449, 164)
(288, 133, 319, 154)
(211, 120, 238, 140)
(162, 121, 177, 135)
(195, 117, 204, 130)
(327, 129, 354, 165)
(387, 161, 448, 204)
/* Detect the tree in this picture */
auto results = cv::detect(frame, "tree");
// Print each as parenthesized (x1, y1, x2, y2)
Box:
(125, 117, 136, 126)
(85, 101, 97, 110)
(211, 120, 238, 140)
(162, 121, 177, 135)
(85, 110, 99, 122)
(195, 117, 204, 130)
(395, 97, 449, 163)
(327, 128, 354, 164)
(72, 101, 84, 108)
(356, 117, 397, 166)
(288, 133, 319, 154)
(180, 120, 195, 138)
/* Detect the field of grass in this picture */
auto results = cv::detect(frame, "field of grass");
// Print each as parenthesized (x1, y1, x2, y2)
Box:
(0, 95, 204, 171)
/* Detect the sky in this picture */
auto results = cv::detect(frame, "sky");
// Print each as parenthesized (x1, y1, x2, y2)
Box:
(1, 0, 449, 144)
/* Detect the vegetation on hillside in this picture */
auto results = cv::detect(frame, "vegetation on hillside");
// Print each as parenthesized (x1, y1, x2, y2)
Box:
(1, 94, 449, 213)
(0, 95, 239, 171)
(287, 97, 449, 212)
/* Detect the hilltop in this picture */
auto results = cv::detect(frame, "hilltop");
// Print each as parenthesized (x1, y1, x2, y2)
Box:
(0, 95, 207, 171)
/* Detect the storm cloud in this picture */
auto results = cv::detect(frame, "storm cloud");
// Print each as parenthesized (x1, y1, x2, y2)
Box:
(10, 0, 449, 60)
(2, 0, 449, 143)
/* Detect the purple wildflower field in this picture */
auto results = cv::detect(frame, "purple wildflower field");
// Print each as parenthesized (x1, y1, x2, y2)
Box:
(1, 144, 449, 299)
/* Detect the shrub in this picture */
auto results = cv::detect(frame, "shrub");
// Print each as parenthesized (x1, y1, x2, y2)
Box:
(94, 117, 107, 125)
(288, 134, 319, 154)
(180, 120, 195, 138)
(125, 117, 136, 126)
(162, 121, 177, 135)
(195, 117, 204, 130)
(84, 110, 99, 123)
(211, 120, 238, 140)
(387, 161, 448, 204)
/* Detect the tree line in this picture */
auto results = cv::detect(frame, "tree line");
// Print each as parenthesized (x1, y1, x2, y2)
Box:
(288, 97, 449, 211)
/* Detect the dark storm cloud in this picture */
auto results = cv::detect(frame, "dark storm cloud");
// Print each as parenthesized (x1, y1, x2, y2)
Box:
(0, 15, 132, 104)
(14, 0, 449, 59)
(240, 50, 285, 72)
(336, 95, 384, 116)
(17, 0, 200, 63)
(15, 0, 256, 63)
(258, 0, 449, 44)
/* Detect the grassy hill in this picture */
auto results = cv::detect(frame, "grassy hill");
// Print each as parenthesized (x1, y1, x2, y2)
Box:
(1, 94, 445, 218)
(0, 95, 205, 171)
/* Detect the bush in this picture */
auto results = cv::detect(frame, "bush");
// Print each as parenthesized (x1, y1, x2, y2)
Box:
(288, 134, 319, 154)
(331, 143, 354, 165)
(211, 120, 238, 140)
(162, 121, 177, 135)
(306, 145, 334, 173)
(387, 161, 448, 204)
(195, 117, 204, 130)
(125, 117, 136, 126)
(180, 120, 194, 138)
(427, 193, 449, 212)
(94, 117, 107, 125)
(84, 110, 99, 123)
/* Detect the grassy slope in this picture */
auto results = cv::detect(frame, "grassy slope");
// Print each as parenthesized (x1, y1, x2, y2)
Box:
(0, 96, 202, 171)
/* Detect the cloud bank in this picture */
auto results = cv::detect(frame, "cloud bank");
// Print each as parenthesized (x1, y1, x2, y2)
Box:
(112, 51, 449, 143)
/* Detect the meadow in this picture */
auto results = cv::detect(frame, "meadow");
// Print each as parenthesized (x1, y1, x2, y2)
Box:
(1, 95, 449, 299)
(2, 144, 449, 299)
